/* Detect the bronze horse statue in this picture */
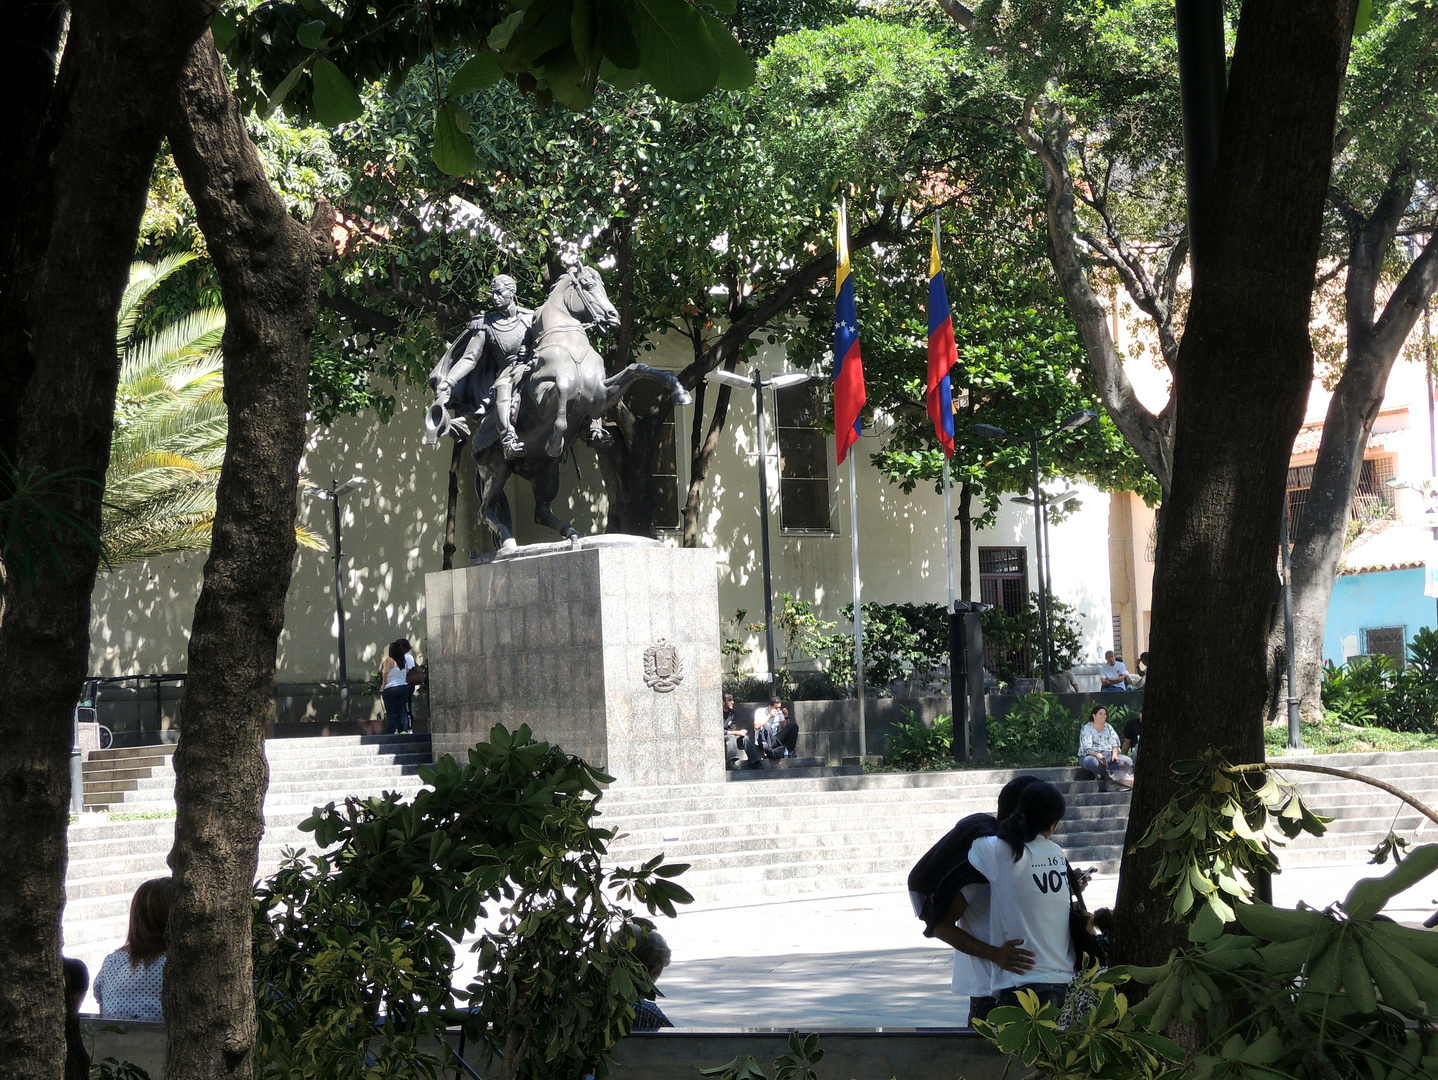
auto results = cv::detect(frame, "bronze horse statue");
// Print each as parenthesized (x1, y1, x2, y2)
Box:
(433, 265, 691, 550)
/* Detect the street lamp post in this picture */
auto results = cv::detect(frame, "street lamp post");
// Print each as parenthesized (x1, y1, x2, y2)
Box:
(974, 411, 1096, 692)
(706, 369, 812, 698)
(1011, 488, 1082, 667)
(313, 476, 368, 721)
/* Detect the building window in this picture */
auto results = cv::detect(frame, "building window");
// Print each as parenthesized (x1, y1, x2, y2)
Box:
(775, 384, 831, 531)
(978, 547, 1028, 617)
(1111, 615, 1125, 663)
(1287, 455, 1395, 534)
(1362, 626, 1406, 668)
(627, 382, 680, 529)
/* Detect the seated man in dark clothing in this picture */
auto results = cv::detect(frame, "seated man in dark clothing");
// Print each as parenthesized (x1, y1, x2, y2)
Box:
(1121, 712, 1142, 761)
(759, 706, 799, 758)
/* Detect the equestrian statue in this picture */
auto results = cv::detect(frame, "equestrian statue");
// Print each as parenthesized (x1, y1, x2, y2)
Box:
(425, 265, 691, 550)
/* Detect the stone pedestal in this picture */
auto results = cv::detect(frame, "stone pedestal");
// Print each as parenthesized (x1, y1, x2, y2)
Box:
(424, 536, 725, 786)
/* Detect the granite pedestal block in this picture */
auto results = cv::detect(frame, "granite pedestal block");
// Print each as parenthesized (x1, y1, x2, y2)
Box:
(425, 537, 725, 786)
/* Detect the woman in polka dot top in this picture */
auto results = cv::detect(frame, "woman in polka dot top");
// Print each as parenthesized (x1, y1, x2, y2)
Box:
(94, 877, 172, 1021)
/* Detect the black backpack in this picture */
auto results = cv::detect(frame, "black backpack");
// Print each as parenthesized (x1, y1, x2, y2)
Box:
(907, 812, 997, 935)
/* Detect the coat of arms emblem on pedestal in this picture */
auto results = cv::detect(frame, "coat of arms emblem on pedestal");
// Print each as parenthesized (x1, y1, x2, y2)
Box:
(643, 639, 684, 692)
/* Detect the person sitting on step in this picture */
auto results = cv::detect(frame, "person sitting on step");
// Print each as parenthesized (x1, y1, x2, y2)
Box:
(1079, 705, 1133, 790)
(759, 704, 798, 759)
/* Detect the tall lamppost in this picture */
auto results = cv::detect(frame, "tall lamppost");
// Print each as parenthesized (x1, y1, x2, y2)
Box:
(1010, 487, 1082, 665)
(312, 476, 368, 721)
(706, 368, 812, 697)
(973, 411, 1096, 691)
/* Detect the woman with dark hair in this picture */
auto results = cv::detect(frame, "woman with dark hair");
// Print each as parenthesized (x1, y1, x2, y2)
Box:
(967, 782, 1075, 1011)
(94, 877, 173, 1020)
(380, 637, 417, 734)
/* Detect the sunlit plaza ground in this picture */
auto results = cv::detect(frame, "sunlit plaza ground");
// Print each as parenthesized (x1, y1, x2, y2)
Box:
(460, 859, 1438, 1031)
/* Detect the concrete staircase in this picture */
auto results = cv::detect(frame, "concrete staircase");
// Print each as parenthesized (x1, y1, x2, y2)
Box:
(64, 735, 431, 959)
(594, 749, 1438, 906)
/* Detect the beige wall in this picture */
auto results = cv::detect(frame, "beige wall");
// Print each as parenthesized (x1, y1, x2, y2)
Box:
(90, 337, 1120, 682)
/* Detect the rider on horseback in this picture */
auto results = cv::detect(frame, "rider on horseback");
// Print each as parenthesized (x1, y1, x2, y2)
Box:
(428, 274, 533, 460)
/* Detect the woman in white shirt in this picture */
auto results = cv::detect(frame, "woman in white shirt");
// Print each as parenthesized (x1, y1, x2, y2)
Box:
(94, 877, 173, 1021)
(967, 782, 1075, 1011)
(380, 638, 417, 734)
(1078, 706, 1133, 789)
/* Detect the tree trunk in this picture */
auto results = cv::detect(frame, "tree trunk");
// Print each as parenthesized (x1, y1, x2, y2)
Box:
(682, 360, 738, 547)
(161, 33, 333, 1080)
(0, 3, 210, 1077)
(1276, 183, 1438, 717)
(442, 437, 464, 570)
(1112, 0, 1358, 966)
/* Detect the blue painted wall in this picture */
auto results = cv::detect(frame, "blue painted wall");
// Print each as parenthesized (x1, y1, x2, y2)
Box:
(1323, 568, 1436, 665)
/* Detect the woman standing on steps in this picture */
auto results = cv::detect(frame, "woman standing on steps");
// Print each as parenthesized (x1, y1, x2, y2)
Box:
(380, 638, 418, 734)
(967, 782, 1076, 1011)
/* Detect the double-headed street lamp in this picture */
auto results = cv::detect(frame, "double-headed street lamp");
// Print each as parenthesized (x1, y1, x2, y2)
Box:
(312, 476, 368, 721)
(973, 411, 1097, 691)
(706, 367, 813, 698)
(1010, 487, 1082, 653)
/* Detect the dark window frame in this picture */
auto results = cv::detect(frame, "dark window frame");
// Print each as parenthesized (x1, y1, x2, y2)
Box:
(775, 383, 833, 533)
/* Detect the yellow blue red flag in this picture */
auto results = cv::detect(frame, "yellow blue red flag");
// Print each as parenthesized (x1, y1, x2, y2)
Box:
(833, 201, 866, 465)
(926, 220, 957, 458)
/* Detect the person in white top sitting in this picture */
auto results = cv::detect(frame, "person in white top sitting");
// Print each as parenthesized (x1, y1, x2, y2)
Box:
(380, 637, 418, 734)
(967, 782, 1076, 1013)
(1078, 705, 1133, 790)
(1099, 650, 1133, 692)
(94, 877, 173, 1021)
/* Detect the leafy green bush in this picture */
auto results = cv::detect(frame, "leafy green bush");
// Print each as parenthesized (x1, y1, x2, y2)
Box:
(986, 691, 1079, 760)
(1321, 628, 1438, 732)
(981, 593, 1085, 686)
(252, 724, 690, 1080)
(882, 707, 954, 769)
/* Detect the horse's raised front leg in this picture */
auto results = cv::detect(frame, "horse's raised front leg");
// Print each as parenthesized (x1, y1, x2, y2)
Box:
(541, 369, 575, 458)
(595, 363, 693, 413)
(529, 458, 579, 541)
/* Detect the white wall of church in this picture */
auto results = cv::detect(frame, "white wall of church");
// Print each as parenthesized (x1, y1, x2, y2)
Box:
(88, 338, 1117, 684)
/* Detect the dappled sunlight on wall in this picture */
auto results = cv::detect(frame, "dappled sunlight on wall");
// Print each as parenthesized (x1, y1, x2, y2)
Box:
(90, 551, 203, 676)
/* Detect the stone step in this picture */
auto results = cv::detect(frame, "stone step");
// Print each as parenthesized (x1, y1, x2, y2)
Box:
(727, 764, 865, 782)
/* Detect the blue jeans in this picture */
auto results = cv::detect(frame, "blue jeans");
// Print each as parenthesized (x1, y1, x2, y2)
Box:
(382, 685, 411, 733)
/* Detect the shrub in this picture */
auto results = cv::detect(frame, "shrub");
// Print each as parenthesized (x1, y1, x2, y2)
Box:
(986, 692, 1079, 760)
(252, 724, 691, 1080)
(1321, 629, 1438, 732)
(981, 593, 1085, 686)
(883, 707, 954, 769)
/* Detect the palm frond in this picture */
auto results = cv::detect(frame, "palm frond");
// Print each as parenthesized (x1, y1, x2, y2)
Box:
(117, 253, 200, 351)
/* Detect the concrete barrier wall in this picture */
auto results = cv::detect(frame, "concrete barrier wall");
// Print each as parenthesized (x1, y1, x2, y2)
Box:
(736, 691, 1145, 764)
(87, 1020, 1011, 1080)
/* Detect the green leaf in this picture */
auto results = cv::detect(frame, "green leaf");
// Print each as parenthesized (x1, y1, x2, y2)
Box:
(596, 0, 641, 69)
(262, 59, 309, 118)
(1188, 901, 1224, 943)
(297, 18, 327, 49)
(488, 11, 524, 52)
(449, 52, 503, 97)
(1354, 0, 1373, 37)
(311, 57, 363, 125)
(632, 0, 719, 102)
(600, 58, 644, 90)
(432, 105, 477, 176)
(699, 11, 753, 91)
(210, 10, 237, 51)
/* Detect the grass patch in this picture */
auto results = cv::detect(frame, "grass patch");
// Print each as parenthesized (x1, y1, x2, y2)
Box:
(108, 810, 177, 821)
(1265, 718, 1438, 756)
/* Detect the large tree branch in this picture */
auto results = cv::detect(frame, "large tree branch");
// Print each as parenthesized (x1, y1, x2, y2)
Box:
(934, 0, 976, 31)
(164, 31, 333, 1080)
(674, 215, 903, 391)
(1344, 164, 1415, 338)
(318, 291, 401, 333)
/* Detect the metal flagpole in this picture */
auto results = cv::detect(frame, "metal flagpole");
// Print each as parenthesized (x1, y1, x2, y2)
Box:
(849, 452, 866, 757)
(942, 461, 955, 613)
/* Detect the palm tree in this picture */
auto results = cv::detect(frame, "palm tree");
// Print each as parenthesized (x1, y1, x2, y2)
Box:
(105, 255, 325, 564)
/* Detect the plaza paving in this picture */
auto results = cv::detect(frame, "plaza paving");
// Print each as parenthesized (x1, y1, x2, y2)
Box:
(634, 859, 1438, 1030)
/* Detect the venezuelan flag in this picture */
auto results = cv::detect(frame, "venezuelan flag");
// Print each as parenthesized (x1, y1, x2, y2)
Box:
(926, 222, 957, 458)
(833, 202, 866, 465)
